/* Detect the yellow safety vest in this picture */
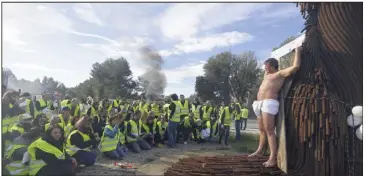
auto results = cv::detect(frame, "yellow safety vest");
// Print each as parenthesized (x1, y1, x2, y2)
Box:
(28, 138, 66, 176)
(141, 122, 156, 138)
(170, 101, 181, 123)
(126, 120, 139, 142)
(132, 105, 139, 113)
(139, 102, 149, 114)
(163, 104, 170, 117)
(100, 125, 119, 152)
(3, 114, 20, 134)
(178, 100, 189, 116)
(241, 108, 249, 119)
(151, 103, 160, 116)
(113, 100, 120, 108)
(6, 160, 29, 176)
(64, 123, 74, 139)
(66, 130, 91, 156)
(156, 121, 167, 136)
(10, 125, 25, 134)
(60, 99, 72, 109)
(193, 105, 201, 120)
(223, 107, 232, 126)
(202, 106, 213, 121)
(183, 116, 192, 128)
(119, 121, 128, 145)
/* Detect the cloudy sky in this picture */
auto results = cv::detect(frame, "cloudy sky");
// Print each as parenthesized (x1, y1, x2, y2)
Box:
(3, 3, 304, 96)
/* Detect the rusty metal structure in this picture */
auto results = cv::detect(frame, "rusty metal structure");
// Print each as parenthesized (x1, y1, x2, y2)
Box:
(285, 2, 363, 176)
(165, 2, 362, 176)
(165, 155, 285, 176)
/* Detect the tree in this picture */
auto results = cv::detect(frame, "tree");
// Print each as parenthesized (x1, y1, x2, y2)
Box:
(78, 57, 138, 99)
(229, 51, 262, 104)
(195, 51, 262, 105)
(195, 76, 216, 102)
(272, 36, 297, 69)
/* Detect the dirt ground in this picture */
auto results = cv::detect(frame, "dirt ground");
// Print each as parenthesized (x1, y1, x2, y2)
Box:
(77, 142, 241, 176)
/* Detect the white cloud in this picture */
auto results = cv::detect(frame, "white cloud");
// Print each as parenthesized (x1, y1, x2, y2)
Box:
(159, 31, 253, 57)
(8, 63, 72, 73)
(73, 3, 103, 26)
(164, 61, 205, 84)
(159, 3, 270, 41)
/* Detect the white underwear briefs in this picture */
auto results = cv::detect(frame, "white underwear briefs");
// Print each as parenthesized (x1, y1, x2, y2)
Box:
(252, 99, 280, 118)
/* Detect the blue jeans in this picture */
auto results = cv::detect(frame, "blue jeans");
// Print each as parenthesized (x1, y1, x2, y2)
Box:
(103, 145, 128, 159)
(167, 120, 180, 147)
(235, 120, 241, 141)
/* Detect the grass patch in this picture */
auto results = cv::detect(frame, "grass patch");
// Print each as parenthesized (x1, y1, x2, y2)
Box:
(229, 133, 260, 153)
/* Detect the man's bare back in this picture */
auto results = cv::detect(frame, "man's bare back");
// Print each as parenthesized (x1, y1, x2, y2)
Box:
(257, 73, 285, 101)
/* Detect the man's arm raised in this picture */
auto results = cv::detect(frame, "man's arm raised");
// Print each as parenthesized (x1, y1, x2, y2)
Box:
(277, 46, 302, 78)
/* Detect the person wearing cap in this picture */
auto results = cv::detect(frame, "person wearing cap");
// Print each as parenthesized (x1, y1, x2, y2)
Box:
(21, 92, 35, 118)
(100, 110, 126, 160)
(66, 116, 97, 167)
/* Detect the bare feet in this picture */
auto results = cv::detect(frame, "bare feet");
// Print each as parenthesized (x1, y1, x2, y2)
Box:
(262, 159, 277, 167)
(248, 151, 261, 157)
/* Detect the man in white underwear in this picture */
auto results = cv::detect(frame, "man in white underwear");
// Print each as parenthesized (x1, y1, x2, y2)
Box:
(249, 46, 302, 167)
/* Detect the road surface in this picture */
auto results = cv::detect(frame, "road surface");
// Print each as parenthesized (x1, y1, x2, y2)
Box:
(230, 118, 259, 134)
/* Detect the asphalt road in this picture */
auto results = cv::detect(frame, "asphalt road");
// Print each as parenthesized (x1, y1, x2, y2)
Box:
(230, 118, 259, 134)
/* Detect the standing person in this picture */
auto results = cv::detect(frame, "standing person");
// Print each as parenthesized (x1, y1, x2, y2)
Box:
(241, 106, 249, 130)
(167, 94, 181, 148)
(249, 46, 302, 167)
(27, 125, 77, 176)
(234, 102, 242, 142)
(219, 103, 234, 147)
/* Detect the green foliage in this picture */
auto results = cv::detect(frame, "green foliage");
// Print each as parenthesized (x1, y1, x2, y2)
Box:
(71, 57, 138, 100)
(195, 51, 262, 105)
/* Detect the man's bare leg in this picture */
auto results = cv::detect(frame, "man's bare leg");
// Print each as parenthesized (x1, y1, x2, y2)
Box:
(262, 112, 277, 167)
(248, 117, 266, 157)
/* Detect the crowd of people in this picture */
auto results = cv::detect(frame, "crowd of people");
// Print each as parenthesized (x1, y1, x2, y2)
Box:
(2, 90, 250, 176)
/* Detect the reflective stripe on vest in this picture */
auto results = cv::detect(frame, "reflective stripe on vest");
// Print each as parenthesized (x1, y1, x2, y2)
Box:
(6, 160, 29, 176)
(66, 130, 91, 156)
(100, 125, 119, 152)
(193, 105, 201, 119)
(3, 116, 19, 134)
